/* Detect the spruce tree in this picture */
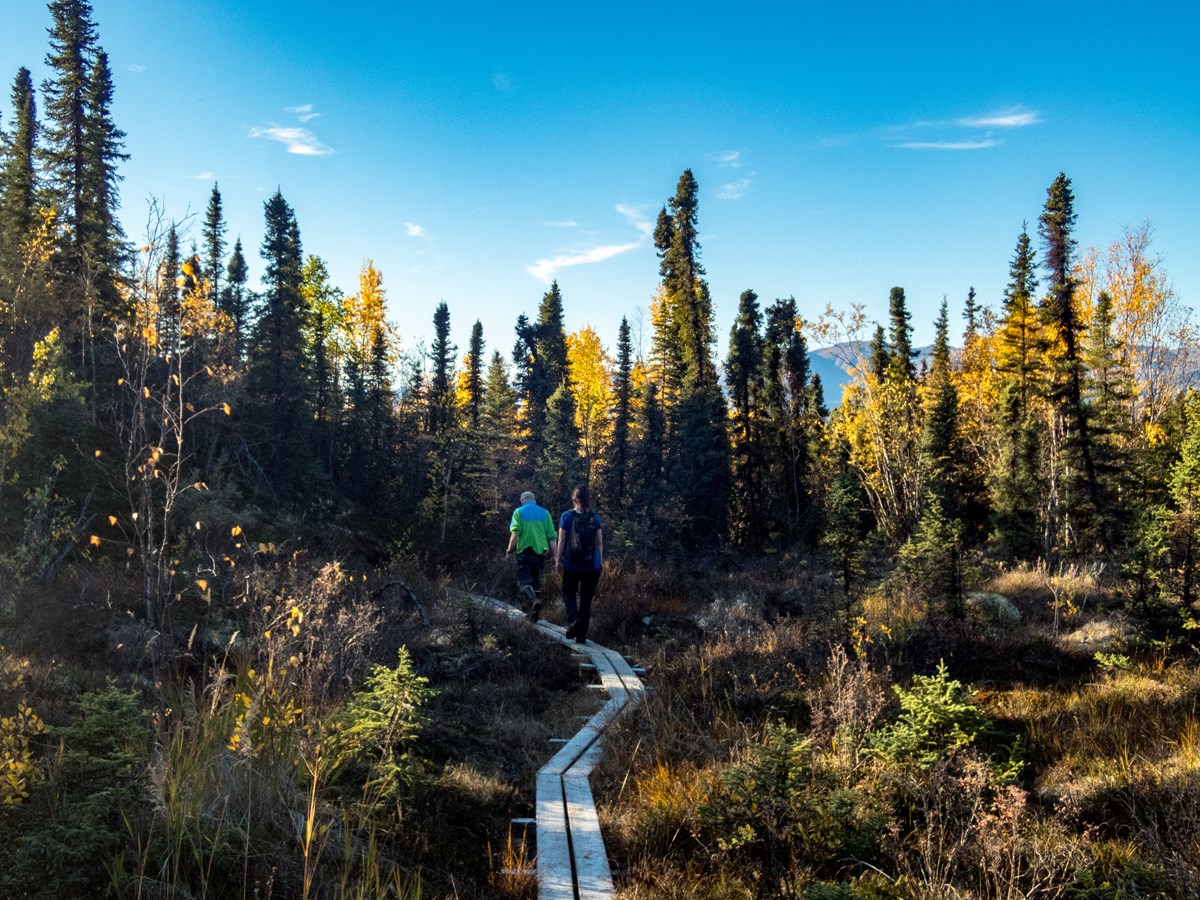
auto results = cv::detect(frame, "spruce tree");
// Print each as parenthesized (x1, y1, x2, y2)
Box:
(464, 319, 485, 429)
(245, 189, 311, 505)
(655, 169, 715, 388)
(887, 286, 916, 382)
(653, 170, 728, 549)
(726, 289, 766, 549)
(80, 47, 126, 288)
(41, 0, 98, 262)
(1039, 172, 1107, 555)
(299, 255, 341, 486)
(919, 300, 962, 517)
(763, 296, 816, 547)
(0, 68, 38, 261)
(478, 350, 519, 520)
(1083, 289, 1134, 548)
(962, 286, 979, 345)
(868, 324, 888, 379)
(158, 223, 181, 356)
(221, 236, 250, 358)
(512, 281, 569, 472)
(202, 183, 226, 302)
(991, 226, 1043, 558)
(536, 382, 583, 516)
(626, 380, 666, 555)
(426, 300, 456, 435)
(602, 316, 634, 517)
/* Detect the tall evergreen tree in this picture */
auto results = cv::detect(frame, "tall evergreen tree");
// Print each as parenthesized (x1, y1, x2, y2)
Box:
(0, 67, 38, 260)
(158, 223, 181, 356)
(655, 169, 715, 388)
(963, 286, 979, 345)
(80, 47, 126, 283)
(726, 289, 766, 549)
(512, 281, 569, 471)
(886, 286, 916, 382)
(601, 316, 634, 517)
(1083, 289, 1134, 547)
(653, 170, 728, 549)
(625, 380, 666, 556)
(464, 319, 485, 429)
(426, 300, 456, 435)
(536, 382, 583, 515)
(221, 236, 250, 358)
(919, 300, 962, 517)
(41, 0, 97, 262)
(299, 256, 341, 486)
(763, 296, 816, 547)
(478, 350, 519, 521)
(245, 190, 311, 505)
(202, 183, 226, 302)
(991, 226, 1043, 557)
(868, 324, 888, 379)
(1039, 172, 1107, 555)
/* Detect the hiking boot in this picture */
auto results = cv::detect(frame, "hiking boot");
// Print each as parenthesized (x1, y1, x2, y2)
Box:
(529, 599, 542, 623)
(520, 584, 537, 604)
(564, 621, 578, 640)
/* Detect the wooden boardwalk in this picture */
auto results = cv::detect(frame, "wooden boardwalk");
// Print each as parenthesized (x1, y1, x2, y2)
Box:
(460, 592, 645, 899)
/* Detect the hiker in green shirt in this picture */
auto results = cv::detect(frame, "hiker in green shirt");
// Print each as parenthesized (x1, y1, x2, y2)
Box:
(505, 490, 557, 622)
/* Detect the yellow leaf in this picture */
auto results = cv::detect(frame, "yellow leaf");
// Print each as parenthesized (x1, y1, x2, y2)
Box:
(143, 386, 150, 398)
(108, 515, 117, 526)
(222, 403, 232, 416)
(196, 579, 208, 591)
(231, 525, 243, 537)
(94, 449, 102, 457)
(89, 535, 101, 547)
(126, 547, 134, 556)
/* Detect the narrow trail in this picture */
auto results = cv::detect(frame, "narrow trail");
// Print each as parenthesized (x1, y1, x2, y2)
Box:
(462, 592, 646, 899)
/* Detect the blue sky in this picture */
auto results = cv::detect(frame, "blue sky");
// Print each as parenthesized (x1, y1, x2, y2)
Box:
(3, 0, 1197, 361)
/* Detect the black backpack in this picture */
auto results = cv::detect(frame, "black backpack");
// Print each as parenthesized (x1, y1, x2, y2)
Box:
(567, 511, 599, 568)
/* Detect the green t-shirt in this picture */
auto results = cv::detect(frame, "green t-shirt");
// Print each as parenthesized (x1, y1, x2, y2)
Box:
(510, 502, 556, 554)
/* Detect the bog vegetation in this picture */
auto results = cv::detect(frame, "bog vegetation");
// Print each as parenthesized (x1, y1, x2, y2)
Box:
(2, 2, 1198, 898)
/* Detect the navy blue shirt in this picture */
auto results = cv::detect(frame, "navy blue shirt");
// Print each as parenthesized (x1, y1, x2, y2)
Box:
(559, 510, 603, 572)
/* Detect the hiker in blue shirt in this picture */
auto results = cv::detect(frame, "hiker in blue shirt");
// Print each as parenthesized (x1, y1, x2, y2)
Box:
(553, 484, 603, 645)
(505, 490, 557, 622)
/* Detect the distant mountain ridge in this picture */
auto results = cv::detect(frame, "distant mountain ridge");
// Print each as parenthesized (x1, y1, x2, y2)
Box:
(809, 341, 937, 409)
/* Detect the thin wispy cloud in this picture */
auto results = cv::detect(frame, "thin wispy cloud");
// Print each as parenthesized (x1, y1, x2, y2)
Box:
(404, 222, 427, 238)
(249, 125, 334, 156)
(900, 140, 1000, 151)
(285, 103, 320, 123)
(712, 150, 743, 169)
(188, 171, 215, 181)
(528, 204, 653, 283)
(827, 106, 1039, 151)
(615, 204, 654, 237)
(492, 73, 513, 91)
(545, 220, 578, 229)
(719, 177, 754, 200)
(127, 64, 145, 73)
(958, 109, 1040, 128)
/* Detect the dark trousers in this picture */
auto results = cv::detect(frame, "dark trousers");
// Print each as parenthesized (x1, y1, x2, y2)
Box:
(515, 549, 546, 596)
(561, 568, 601, 641)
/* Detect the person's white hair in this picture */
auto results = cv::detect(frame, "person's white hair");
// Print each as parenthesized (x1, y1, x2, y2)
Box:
(520, 491, 536, 504)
